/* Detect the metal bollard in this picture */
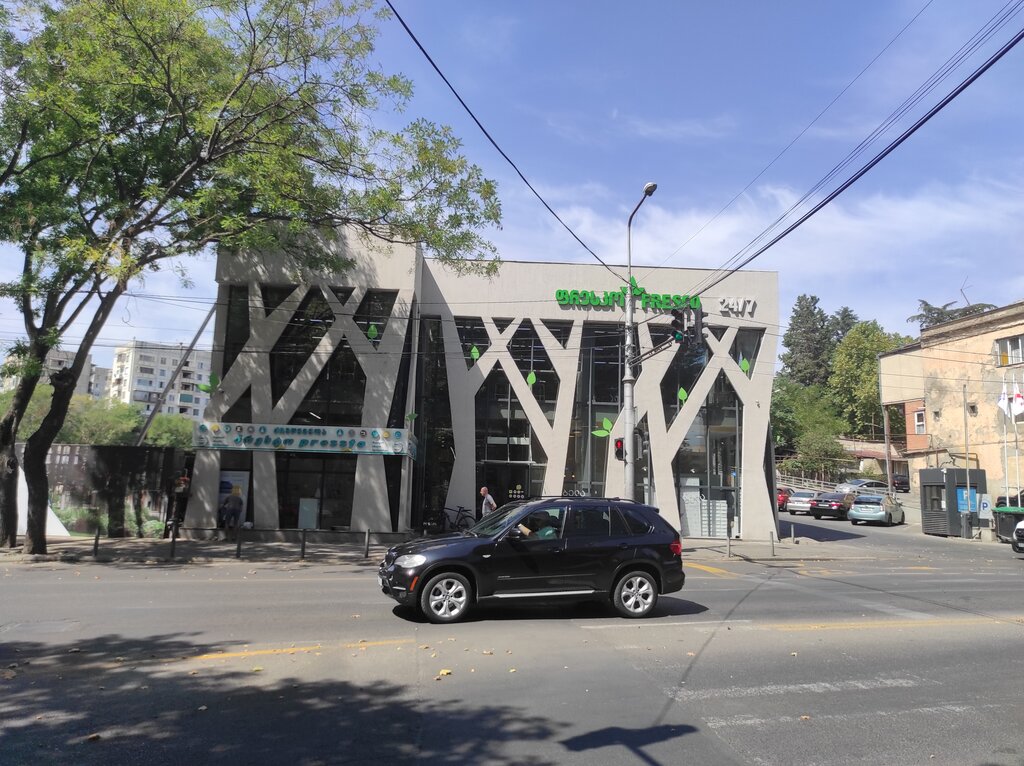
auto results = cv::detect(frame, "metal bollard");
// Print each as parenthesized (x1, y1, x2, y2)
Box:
(300, 528, 306, 560)
(791, 522, 796, 544)
(235, 525, 243, 559)
(93, 526, 100, 558)
(770, 531, 776, 557)
(169, 519, 179, 558)
(363, 529, 371, 558)
(726, 532, 731, 559)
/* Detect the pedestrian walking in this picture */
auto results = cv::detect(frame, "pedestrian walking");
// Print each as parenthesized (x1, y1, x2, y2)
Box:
(218, 486, 244, 541)
(479, 486, 497, 518)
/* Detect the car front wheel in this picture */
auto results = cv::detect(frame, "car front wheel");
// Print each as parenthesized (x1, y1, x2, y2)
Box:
(420, 572, 472, 624)
(612, 570, 658, 618)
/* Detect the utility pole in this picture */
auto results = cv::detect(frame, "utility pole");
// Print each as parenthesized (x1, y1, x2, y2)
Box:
(623, 182, 656, 501)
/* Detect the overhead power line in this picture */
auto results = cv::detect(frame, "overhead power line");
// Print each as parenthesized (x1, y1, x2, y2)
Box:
(382, 0, 624, 282)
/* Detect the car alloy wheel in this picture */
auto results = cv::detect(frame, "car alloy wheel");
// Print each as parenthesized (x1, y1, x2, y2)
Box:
(420, 572, 472, 624)
(613, 570, 658, 618)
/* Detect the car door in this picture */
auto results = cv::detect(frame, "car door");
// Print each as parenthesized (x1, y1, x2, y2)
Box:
(559, 504, 635, 592)
(486, 506, 568, 596)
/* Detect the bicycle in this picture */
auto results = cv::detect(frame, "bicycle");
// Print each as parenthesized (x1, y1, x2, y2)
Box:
(422, 505, 474, 534)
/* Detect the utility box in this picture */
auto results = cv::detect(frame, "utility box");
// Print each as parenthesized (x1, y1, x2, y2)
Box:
(918, 468, 987, 537)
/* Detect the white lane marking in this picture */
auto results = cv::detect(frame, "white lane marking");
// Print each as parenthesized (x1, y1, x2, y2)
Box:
(670, 675, 931, 702)
(704, 703, 992, 730)
(757, 577, 936, 620)
(579, 619, 752, 630)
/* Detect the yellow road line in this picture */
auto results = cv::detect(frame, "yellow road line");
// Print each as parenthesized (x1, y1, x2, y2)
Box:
(193, 638, 413, 661)
(687, 563, 739, 578)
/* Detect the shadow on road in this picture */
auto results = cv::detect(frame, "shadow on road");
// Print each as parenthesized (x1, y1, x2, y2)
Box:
(777, 517, 865, 542)
(0, 633, 564, 765)
(393, 597, 707, 624)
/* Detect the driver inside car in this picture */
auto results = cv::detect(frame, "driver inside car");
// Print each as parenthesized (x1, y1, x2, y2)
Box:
(517, 511, 559, 539)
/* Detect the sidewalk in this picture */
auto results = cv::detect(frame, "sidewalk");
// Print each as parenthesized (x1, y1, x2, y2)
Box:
(0, 532, 894, 566)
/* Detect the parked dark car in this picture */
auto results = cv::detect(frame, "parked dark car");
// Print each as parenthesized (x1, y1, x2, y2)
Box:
(378, 497, 685, 624)
(776, 487, 793, 511)
(808, 492, 855, 520)
(891, 474, 910, 493)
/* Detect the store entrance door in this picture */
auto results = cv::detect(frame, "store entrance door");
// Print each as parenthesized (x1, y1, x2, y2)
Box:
(482, 463, 532, 512)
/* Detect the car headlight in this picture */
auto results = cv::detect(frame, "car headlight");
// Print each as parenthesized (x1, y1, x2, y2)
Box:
(394, 554, 426, 569)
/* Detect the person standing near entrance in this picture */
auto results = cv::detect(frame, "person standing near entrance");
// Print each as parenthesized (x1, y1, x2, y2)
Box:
(479, 486, 497, 519)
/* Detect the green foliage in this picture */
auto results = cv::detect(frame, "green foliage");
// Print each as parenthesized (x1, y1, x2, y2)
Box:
(770, 378, 845, 451)
(143, 413, 194, 448)
(828, 321, 912, 437)
(907, 299, 997, 329)
(57, 395, 143, 445)
(0, 384, 54, 439)
(781, 430, 848, 480)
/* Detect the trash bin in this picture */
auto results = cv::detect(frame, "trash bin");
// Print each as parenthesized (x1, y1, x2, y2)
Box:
(992, 508, 1024, 542)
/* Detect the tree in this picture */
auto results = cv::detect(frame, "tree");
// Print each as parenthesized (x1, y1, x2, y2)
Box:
(780, 295, 833, 387)
(0, 0, 501, 552)
(143, 414, 194, 448)
(829, 321, 912, 437)
(57, 396, 142, 445)
(907, 299, 998, 329)
(770, 377, 845, 452)
(828, 306, 859, 347)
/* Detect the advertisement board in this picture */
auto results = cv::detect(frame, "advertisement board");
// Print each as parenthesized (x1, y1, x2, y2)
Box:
(195, 422, 417, 459)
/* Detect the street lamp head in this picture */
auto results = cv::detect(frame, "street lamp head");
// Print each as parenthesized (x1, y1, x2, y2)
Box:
(643, 182, 657, 197)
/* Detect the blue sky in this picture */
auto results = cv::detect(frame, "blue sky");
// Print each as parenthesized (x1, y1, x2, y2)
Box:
(3, 0, 1024, 366)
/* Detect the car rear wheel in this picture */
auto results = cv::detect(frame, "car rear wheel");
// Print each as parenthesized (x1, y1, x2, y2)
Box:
(851, 519, 859, 525)
(885, 515, 892, 527)
(789, 509, 795, 515)
(420, 572, 472, 624)
(612, 570, 658, 618)
(813, 514, 821, 520)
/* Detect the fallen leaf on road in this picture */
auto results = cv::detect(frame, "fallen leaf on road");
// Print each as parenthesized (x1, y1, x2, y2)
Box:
(358, 639, 368, 644)
(68, 648, 81, 654)
(188, 671, 198, 676)
(686, 652, 696, 657)
(252, 666, 263, 672)
(197, 706, 208, 712)
(790, 652, 798, 657)
(85, 733, 101, 742)
(439, 669, 452, 676)
(114, 657, 126, 663)
(482, 650, 493, 655)
(419, 644, 430, 650)
(1, 670, 16, 680)
(431, 652, 437, 658)
(351, 615, 360, 619)
(509, 668, 516, 673)
(800, 715, 810, 721)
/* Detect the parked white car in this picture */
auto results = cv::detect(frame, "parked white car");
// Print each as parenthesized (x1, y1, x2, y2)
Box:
(836, 478, 889, 494)
(786, 490, 820, 515)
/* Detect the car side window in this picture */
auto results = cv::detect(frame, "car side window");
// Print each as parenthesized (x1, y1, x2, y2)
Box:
(518, 507, 565, 540)
(565, 505, 611, 538)
(619, 507, 653, 535)
(609, 507, 630, 536)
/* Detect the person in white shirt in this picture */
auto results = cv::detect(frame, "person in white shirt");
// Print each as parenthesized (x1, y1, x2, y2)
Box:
(479, 486, 497, 518)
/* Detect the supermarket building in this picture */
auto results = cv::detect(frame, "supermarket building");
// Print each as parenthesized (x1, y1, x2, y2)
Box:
(187, 233, 780, 539)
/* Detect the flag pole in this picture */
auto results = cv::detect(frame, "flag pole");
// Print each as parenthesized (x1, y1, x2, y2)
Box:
(1016, 373, 1022, 503)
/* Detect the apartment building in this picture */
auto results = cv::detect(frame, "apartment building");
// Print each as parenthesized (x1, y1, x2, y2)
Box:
(109, 340, 212, 422)
(0, 349, 93, 396)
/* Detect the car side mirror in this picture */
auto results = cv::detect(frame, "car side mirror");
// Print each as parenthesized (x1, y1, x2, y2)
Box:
(506, 526, 523, 541)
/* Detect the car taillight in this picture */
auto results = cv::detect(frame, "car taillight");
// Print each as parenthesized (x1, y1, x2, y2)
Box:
(669, 538, 682, 556)
(830, 503, 840, 508)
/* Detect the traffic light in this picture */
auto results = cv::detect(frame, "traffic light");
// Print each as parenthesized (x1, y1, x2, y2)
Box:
(691, 308, 703, 344)
(614, 437, 625, 461)
(670, 309, 686, 342)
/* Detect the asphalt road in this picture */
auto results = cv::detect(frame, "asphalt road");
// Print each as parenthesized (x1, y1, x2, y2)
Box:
(3, 522, 1023, 766)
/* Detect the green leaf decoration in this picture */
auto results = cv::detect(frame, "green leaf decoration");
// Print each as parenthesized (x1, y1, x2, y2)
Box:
(470, 345, 480, 361)
(405, 412, 418, 422)
(630, 276, 638, 289)
(526, 370, 537, 386)
(602, 417, 613, 431)
(592, 429, 610, 437)
(677, 387, 688, 403)
(367, 324, 379, 340)
(739, 357, 750, 374)
(209, 372, 219, 388)
(197, 383, 211, 393)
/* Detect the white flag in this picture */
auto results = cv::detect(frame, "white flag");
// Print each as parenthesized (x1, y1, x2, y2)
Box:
(998, 380, 1011, 417)
(1013, 376, 1024, 417)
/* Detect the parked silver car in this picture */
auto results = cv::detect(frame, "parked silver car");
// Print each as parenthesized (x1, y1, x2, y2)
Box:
(786, 490, 820, 515)
(836, 478, 890, 494)
(848, 494, 905, 526)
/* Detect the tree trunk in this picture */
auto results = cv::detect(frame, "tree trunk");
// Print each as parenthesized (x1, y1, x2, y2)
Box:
(0, 444, 18, 548)
(0, 370, 44, 548)
(22, 287, 125, 554)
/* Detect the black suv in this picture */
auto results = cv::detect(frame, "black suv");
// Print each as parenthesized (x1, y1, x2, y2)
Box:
(378, 498, 685, 624)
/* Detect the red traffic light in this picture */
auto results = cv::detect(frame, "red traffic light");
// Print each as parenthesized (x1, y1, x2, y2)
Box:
(614, 437, 625, 461)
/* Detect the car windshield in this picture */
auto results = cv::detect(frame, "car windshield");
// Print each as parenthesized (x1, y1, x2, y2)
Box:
(466, 502, 528, 536)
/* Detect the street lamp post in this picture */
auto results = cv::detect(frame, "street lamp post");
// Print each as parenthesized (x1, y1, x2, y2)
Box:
(623, 182, 657, 500)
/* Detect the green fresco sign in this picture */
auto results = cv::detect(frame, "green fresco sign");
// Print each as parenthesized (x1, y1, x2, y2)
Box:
(555, 278, 701, 311)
